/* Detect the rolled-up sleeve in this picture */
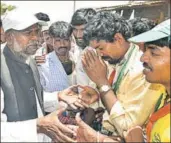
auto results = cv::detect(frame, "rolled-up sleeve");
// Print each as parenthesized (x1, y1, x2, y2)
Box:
(109, 100, 135, 136)
(1, 89, 38, 142)
(108, 78, 162, 137)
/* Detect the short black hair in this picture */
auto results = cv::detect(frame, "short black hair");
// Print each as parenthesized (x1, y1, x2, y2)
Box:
(83, 11, 132, 45)
(145, 37, 171, 49)
(49, 21, 71, 39)
(71, 8, 96, 26)
(129, 17, 156, 36)
(35, 12, 50, 22)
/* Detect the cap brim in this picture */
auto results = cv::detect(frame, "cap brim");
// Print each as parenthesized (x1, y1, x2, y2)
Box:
(15, 21, 47, 31)
(129, 30, 169, 43)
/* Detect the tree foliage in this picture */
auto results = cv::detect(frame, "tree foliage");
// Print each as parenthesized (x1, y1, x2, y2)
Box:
(0, 3, 16, 15)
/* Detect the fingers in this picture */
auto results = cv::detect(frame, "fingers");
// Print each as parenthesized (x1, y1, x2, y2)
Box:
(103, 137, 119, 142)
(86, 50, 96, 64)
(77, 85, 87, 90)
(66, 125, 78, 133)
(69, 103, 78, 110)
(35, 56, 46, 64)
(56, 126, 76, 142)
(58, 121, 76, 136)
(124, 126, 143, 142)
(78, 100, 89, 108)
(74, 99, 89, 109)
(56, 108, 66, 115)
(74, 101, 85, 109)
(82, 56, 88, 70)
(76, 113, 84, 126)
(83, 50, 98, 67)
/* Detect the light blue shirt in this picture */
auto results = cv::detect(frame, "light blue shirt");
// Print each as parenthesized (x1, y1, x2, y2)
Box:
(38, 51, 70, 92)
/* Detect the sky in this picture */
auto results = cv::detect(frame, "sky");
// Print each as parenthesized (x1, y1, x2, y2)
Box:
(2, 1, 130, 23)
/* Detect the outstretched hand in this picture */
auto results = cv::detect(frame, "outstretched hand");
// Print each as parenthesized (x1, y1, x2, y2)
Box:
(78, 85, 100, 105)
(37, 108, 76, 142)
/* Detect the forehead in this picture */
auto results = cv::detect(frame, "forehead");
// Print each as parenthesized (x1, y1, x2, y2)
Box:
(72, 24, 85, 30)
(145, 44, 170, 54)
(21, 23, 40, 31)
(89, 39, 107, 48)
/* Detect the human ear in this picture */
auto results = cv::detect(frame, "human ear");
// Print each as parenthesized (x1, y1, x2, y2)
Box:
(114, 33, 125, 44)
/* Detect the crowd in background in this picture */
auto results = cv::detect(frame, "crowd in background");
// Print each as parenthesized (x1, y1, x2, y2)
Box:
(0, 6, 170, 142)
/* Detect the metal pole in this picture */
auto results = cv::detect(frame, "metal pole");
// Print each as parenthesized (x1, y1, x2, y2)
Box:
(73, 0, 76, 13)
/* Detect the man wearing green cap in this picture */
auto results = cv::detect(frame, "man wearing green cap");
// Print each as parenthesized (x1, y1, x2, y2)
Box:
(128, 18, 170, 142)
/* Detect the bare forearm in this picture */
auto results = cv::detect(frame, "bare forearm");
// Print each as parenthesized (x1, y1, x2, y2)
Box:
(96, 80, 118, 113)
(100, 89, 117, 113)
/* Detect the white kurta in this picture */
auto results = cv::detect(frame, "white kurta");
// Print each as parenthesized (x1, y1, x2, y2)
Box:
(1, 88, 59, 142)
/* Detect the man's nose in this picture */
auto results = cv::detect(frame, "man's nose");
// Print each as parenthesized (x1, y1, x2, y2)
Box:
(140, 52, 150, 63)
(76, 30, 83, 39)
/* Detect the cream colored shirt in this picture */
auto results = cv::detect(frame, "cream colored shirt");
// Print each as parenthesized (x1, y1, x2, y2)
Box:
(103, 43, 164, 137)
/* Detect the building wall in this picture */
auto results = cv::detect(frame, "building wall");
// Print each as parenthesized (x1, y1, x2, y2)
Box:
(101, 2, 169, 22)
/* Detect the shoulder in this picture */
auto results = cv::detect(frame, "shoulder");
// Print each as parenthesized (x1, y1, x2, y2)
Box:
(151, 113, 170, 142)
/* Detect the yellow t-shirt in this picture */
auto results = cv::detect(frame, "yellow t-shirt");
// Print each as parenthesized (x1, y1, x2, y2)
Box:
(150, 113, 170, 142)
(149, 93, 170, 142)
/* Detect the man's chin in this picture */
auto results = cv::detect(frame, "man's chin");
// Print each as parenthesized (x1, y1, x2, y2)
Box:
(145, 75, 157, 84)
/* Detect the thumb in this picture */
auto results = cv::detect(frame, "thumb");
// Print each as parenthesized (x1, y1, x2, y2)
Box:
(76, 113, 86, 127)
(51, 108, 66, 117)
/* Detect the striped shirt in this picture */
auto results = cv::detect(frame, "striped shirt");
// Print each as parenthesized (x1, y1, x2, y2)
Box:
(38, 51, 70, 92)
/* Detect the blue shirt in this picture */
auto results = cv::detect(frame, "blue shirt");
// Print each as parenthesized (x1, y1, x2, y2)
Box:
(38, 51, 70, 92)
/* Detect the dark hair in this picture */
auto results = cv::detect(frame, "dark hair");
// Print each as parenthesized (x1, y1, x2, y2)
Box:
(145, 37, 171, 49)
(83, 11, 132, 45)
(71, 8, 96, 26)
(35, 12, 50, 22)
(49, 21, 71, 38)
(0, 19, 2, 27)
(129, 17, 156, 36)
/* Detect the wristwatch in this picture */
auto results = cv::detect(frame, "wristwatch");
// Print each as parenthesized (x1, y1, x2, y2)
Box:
(99, 85, 111, 93)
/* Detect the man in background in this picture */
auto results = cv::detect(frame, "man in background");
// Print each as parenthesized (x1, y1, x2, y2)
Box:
(38, 21, 76, 92)
(34, 12, 54, 65)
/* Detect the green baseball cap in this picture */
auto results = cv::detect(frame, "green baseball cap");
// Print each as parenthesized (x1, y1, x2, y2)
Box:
(129, 19, 170, 43)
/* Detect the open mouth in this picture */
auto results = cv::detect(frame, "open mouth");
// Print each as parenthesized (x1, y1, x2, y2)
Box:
(58, 47, 68, 53)
(143, 63, 152, 74)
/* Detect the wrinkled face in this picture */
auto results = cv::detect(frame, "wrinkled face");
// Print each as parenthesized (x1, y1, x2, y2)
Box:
(72, 24, 86, 48)
(89, 36, 127, 65)
(0, 26, 6, 44)
(11, 24, 42, 56)
(140, 44, 170, 85)
(52, 37, 71, 56)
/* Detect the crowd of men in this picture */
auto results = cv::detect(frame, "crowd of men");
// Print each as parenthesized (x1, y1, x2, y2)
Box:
(0, 6, 170, 142)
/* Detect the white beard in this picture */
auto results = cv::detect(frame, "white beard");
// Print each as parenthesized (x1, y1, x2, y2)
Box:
(11, 38, 30, 62)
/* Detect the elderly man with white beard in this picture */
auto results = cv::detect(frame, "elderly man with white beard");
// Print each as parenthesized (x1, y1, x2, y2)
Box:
(1, 9, 88, 142)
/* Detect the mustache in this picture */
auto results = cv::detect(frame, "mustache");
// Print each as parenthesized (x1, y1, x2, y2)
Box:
(75, 37, 83, 40)
(102, 55, 110, 59)
(102, 56, 122, 64)
(143, 62, 152, 70)
(58, 46, 68, 50)
(27, 41, 40, 47)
